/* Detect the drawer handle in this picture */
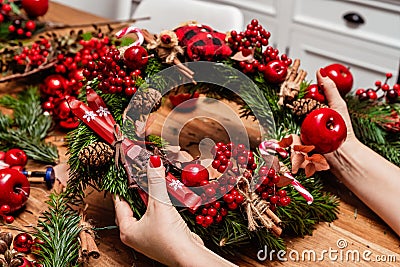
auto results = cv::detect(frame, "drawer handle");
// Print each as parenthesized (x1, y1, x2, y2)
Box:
(343, 12, 365, 25)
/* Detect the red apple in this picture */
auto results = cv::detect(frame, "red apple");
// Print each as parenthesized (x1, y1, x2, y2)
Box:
(300, 108, 347, 154)
(305, 84, 326, 103)
(181, 163, 209, 187)
(4, 149, 28, 167)
(22, 0, 49, 17)
(0, 168, 30, 213)
(169, 91, 200, 111)
(263, 60, 288, 84)
(124, 46, 149, 70)
(323, 63, 353, 96)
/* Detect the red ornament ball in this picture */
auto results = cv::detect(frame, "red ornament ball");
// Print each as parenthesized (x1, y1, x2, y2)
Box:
(13, 233, 34, 253)
(41, 74, 66, 97)
(181, 164, 209, 187)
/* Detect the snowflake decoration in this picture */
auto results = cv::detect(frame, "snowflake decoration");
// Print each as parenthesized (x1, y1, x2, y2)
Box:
(96, 106, 111, 117)
(169, 179, 184, 191)
(83, 110, 97, 122)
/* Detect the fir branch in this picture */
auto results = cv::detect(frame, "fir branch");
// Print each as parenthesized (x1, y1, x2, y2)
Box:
(33, 192, 81, 267)
(347, 96, 400, 165)
(0, 87, 58, 163)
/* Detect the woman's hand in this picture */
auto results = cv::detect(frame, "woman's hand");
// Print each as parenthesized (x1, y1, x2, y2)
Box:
(114, 156, 237, 266)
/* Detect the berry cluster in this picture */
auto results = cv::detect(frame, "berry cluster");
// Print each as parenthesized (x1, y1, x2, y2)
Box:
(212, 142, 257, 174)
(356, 72, 400, 103)
(255, 166, 291, 211)
(83, 48, 141, 96)
(228, 19, 271, 51)
(195, 177, 244, 228)
(195, 200, 228, 227)
(13, 37, 50, 66)
(55, 36, 110, 74)
(0, 204, 14, 224)
(262, 46, 292, 66)
(227, 19, 292, 75)
(8, 19, 36, 38)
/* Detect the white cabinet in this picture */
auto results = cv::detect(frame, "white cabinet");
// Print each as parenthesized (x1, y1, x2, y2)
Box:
(202, 0, 400, 91)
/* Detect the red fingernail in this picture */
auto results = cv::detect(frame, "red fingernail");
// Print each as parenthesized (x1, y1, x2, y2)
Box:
(319, 68, 327, 77)
(149, 155, 162, 168)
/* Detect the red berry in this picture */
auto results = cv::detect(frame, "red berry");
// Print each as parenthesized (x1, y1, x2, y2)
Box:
(227, 202, 238, 210)
(213, 201, 221, 209)
(366, 89, 378, 100)
(1, 204, 11, 214)
(201, 208, 208, 215)
(386, 72, 393, 78)
(267, 168, 276, 178)
(204, 215, 214, 225)
(355, 88, 365, 96)
(258, 166, 269, 176)
(5, 215, 14, 224)
(217, 164, 227, 173)
(375, 80, 382, 87)
(215, 214, 223, 223)
(269, 195, 279, 204)
(382, 84, 390, 91)
(8, 25, 16, 32)
(223, 194, 234, 203)
(220, 208, 228, 217)
(271, 175, 280, 184)
(277, 190, 287, 197)
(196, 215, 204, 224)
(261, 191, 269, 200)
(279, 196, 291, 206)
(25, 20, 36, 31)
(235, 194, 244, 204)
(205, 187, 216, 198)
(207, 208, 218, 217)
(227, 176, 237, 185)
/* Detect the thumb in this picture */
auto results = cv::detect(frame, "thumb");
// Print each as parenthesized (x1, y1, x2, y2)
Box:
(113, 195, 137, 226)
(147, 156, 172, 205)
(317, 68, 347, 111)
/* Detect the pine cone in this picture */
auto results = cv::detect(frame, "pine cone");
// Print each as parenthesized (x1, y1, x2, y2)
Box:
(129, 88, 162, 117)
(288, 98, 328, 117)
(0, 232, 12, 248)
(78, 142, 114, 167)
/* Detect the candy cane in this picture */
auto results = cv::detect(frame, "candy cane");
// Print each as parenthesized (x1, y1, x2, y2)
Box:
(259, 140, 289, 158)
(284, 172, 314, 204)
(115, 25, 144, 47)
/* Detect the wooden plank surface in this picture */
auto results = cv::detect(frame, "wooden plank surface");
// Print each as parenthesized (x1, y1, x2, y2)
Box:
(1, 2, 399, 266)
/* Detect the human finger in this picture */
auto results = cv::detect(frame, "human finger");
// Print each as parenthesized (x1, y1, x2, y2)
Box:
(113, 195, 137, 226)
(147, 156, 172, 205)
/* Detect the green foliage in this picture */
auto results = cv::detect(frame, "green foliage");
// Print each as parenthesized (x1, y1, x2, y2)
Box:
(0, 87, 58, 163)
(34, 193, 82, 267)
(347, 96, 400, 166)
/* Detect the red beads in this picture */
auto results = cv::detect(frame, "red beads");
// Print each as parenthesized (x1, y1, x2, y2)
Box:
(356, 72, 399, 103)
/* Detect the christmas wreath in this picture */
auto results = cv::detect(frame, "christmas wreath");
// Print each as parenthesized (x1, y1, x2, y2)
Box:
(0, 18, 399, 266)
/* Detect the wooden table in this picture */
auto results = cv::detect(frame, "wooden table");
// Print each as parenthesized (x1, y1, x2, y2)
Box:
(1, 2, 399, 266)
